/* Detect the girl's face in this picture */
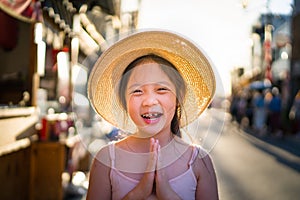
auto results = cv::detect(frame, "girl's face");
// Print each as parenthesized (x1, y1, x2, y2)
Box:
(125, 62, 177, 137)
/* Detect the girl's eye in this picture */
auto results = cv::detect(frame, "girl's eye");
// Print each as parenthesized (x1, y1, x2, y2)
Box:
(131, 89, 142, 94)
(158, 87, 167, 91)
(157, 87, 169, 92)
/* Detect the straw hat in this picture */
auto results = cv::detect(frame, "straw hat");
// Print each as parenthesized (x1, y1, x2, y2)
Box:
(88, 30, 216, 133)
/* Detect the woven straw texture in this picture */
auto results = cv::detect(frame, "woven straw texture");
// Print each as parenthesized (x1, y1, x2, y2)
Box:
(88, 30, 216, 133)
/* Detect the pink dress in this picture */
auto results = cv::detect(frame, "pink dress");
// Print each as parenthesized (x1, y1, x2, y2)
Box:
(108, 142, 199, 200)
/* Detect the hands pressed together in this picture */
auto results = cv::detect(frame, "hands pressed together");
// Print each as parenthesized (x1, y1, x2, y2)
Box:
(123, 138, 181, 200)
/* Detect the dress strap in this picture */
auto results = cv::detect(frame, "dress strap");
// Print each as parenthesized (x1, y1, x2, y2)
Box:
(188, 146, 199, 166)
(188, 145, 209, 165)
(108, 142, 116, 168)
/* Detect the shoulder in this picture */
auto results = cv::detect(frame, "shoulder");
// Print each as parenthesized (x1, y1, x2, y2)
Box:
(87, 143, 113, 200)
(191, 145, 216, 178)
(192, 146, 219, 199)
(93, 142, 114, 167)
(193, 144, 209, 158)
(93, 138, 130, 164)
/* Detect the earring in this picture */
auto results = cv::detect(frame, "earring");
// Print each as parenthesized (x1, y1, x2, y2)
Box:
(177, 104, 181, 118)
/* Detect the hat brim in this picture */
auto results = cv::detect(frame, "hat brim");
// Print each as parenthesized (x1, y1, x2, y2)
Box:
(88, 30, 216, 133)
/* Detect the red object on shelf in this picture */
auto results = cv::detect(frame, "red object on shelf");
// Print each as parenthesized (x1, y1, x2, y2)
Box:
(0, 10, 18, 50)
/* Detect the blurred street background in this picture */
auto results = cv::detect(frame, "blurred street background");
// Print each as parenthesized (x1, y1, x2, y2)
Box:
(205, 109, 300, 200)
(1, 0, 300, 199)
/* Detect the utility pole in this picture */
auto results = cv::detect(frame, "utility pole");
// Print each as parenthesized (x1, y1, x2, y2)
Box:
(288, 0, 300, 112)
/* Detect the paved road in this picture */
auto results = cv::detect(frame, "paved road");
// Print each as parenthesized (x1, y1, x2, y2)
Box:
(201, 109, 300, 200)
(73, 108, 300, 200)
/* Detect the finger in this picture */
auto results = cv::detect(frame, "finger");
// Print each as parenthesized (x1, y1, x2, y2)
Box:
(154, 139, 159, 152)
(149, 137, 155, 152)
(146, 138, 157, 172)
(156, 143, 162, 170)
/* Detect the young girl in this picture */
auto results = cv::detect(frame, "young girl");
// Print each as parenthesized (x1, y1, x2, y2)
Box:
(86, 30, 218, 200)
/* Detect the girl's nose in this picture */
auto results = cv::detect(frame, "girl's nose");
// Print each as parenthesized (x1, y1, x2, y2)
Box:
(142, 92, 159, 106)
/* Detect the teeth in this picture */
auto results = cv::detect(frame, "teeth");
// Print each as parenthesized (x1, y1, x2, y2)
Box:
(141, 113, 160, 119)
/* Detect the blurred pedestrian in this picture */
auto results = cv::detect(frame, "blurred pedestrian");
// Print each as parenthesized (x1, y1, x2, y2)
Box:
(86, 30, 219, 200)
(252, 91, 267, 135)
(268, 87, 282, 137)
(229, 94, 239, 122)
(245, 92, 254, 128)
(236, 92, 247, 127)
(289, 90, 300, 136)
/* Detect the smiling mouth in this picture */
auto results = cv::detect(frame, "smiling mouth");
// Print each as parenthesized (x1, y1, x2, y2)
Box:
(141, 113, 163, 119)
